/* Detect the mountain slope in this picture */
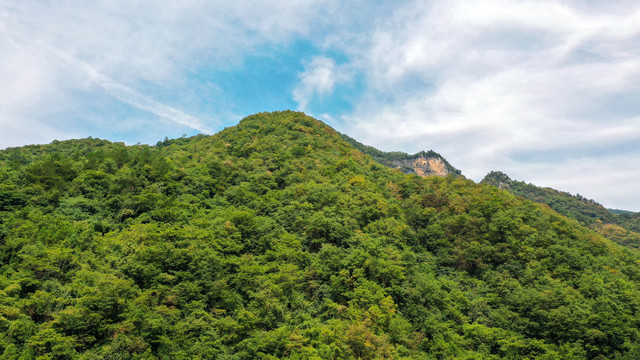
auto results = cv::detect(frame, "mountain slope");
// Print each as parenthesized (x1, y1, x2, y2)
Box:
(339, 133, 461, 177)
(1, 111, 640, 359)
(482, 171, 640, 250)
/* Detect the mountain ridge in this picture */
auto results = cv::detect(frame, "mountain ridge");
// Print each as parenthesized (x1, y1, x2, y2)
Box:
(482, 170, 640, 249)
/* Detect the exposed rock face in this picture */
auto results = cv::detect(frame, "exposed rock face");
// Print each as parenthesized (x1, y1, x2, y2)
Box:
(391, 154, 452, 177)
(337, 132, 461, 177)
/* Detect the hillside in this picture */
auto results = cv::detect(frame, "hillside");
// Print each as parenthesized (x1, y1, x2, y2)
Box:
(339, 133, 461, 177)
(2, 111, 640, 359)
(482, 171, 640, 250)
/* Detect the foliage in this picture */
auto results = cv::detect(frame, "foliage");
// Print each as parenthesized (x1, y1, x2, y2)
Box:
(482, 171, 640, 250)
(1, 111, 640, 359)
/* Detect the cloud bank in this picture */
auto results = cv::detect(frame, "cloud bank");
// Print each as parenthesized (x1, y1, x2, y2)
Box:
(321, 0, 640, 210)
(1, 0, 639, 210)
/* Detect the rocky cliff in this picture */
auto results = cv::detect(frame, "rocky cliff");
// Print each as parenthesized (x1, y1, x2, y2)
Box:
(338, 133, 461, 177)
(389, 152, 453, 176)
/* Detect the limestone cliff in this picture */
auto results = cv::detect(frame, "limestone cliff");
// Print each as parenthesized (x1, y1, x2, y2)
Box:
(389, 153, 453, 177)
(338, 132, 461, 177)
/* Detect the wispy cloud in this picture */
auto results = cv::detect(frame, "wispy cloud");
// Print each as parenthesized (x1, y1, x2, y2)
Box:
(31, 31, 209, 133)
(0, 0, 334, 147)
(293, 56, 349, 111)
(83, 65, 209, 134)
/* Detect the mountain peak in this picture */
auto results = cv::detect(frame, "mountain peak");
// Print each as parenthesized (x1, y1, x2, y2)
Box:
(224, 111, 462, 177)
(481, 171, 513, 189)
(235, 110, 329, 130)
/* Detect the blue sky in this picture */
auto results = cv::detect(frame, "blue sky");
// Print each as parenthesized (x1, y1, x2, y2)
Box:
(1, 0, 640, 211)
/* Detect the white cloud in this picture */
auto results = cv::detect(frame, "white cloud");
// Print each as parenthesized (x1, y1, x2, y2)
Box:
(293, 56, 346, 111)
(327, 0, 640, 210)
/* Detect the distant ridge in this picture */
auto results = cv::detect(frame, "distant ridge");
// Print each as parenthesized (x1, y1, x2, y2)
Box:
(482, 170, 640, 249)
(609, 208, 636, 215)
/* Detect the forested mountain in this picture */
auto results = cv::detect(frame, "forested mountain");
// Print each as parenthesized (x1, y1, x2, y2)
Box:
(482, 171, 640, 250)
(2, 111, 640, 359)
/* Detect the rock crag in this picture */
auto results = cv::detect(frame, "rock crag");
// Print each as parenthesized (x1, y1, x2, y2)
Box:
(390, 153, 452, 177)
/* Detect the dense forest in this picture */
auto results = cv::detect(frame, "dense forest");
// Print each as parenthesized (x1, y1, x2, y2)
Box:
(2, 111, 640, 359)
(482, 171, 640, 250)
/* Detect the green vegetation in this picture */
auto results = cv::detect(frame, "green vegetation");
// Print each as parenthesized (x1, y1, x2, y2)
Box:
(609, 209, 635, 216)
(2, 111, 640, 359)
(482, 171, 640, 250)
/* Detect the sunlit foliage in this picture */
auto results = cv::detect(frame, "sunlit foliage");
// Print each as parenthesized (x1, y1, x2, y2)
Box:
(1, 111, 640, 359)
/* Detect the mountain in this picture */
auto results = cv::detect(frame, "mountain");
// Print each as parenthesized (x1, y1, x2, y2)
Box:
(2, 111, 640, 359)
(339, 133, 461, 177)
(482, 170, 640, 250)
